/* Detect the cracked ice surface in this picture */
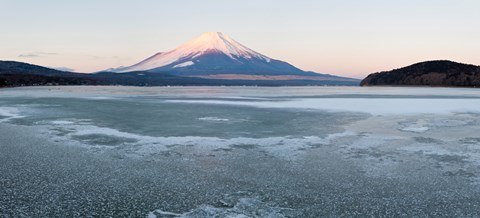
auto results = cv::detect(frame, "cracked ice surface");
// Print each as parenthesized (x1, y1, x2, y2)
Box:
(1, 86, 480, 217)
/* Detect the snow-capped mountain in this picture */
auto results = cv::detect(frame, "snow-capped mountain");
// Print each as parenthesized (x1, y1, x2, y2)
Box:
(114, 32, 271, 72)
(110, 32, 334, 78)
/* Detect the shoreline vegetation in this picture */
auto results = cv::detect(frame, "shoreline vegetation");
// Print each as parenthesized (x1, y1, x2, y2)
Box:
(361, 60, 480, 87)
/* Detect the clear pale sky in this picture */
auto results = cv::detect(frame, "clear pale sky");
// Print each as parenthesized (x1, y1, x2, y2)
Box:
(1, 0, 479, 78)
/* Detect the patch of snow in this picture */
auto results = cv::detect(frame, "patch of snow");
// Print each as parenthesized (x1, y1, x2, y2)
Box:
(147, 196, 298, 218)
(400, 119, 430, 133)
(198, 117, 230, 122)
(82, 96, 116, 100)
(41, 120, 354, 159)
(400, 126, 430, 133)
(50, 120, 76, 125)
(0, 107, 24, 122)
(173, 61, 195, 68)
(148, 209, 181, 218)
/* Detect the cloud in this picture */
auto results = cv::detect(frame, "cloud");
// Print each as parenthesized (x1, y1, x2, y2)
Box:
(18, 52, 58, 58)
(18, 53, 40, 58)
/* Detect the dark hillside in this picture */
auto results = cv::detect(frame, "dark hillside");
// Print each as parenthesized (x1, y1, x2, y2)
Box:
(361, 60, 480, 87)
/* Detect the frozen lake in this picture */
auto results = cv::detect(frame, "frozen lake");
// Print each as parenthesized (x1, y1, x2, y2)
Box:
(1, 86, 480, 217)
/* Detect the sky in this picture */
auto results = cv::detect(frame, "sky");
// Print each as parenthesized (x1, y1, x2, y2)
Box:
(1, 0, 479, 78)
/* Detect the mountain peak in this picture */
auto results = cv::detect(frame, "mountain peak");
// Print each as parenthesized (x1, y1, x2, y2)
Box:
(112, 32, 271, 72)
(178, 32, 270, 60)
(192, 32, 236, 45)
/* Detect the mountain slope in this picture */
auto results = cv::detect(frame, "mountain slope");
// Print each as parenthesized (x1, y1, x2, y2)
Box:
(0, 61, 73, 76)
(361, 60, 480, 87)
(110, 32, 357, 83)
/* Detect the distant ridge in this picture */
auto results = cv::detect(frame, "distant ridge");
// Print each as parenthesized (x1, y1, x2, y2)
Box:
(0, 61, 73, 76)
(0, 61, 95, 87)
(361, 60, 480, 87)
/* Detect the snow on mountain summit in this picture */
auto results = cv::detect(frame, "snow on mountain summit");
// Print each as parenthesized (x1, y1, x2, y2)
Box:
(178, 32, 270, 61)
(114, 32, 271, 72)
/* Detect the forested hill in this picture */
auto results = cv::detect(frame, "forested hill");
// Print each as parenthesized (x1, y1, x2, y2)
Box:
(361, 60, 480, 87)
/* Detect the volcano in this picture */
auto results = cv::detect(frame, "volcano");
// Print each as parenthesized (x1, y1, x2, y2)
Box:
(110, 32, 357, 83)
